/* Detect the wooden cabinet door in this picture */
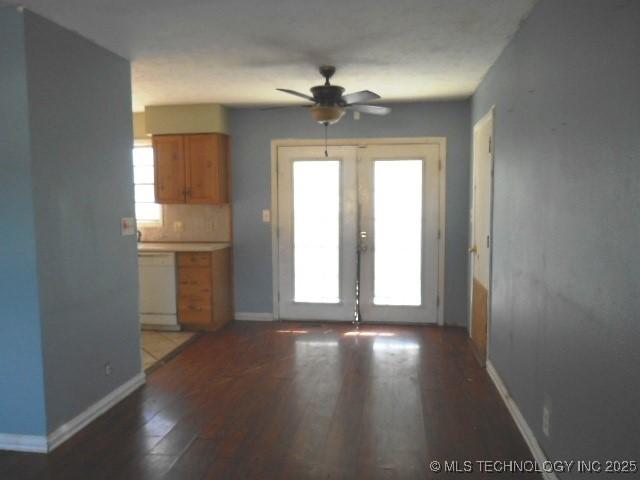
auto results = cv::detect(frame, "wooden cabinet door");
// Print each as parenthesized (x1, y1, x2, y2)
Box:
(153, 135, 185, 203)
(184, 134, 229, 204)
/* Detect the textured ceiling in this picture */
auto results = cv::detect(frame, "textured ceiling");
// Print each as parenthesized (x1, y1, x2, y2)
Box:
(12, 0, 537, 110)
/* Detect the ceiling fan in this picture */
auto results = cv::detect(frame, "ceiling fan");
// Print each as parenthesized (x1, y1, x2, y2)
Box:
(276, 65, 391, 126)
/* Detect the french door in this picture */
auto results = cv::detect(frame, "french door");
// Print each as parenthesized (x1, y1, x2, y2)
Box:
(276, 141, 442, 324)
(276, 146, 358, 321)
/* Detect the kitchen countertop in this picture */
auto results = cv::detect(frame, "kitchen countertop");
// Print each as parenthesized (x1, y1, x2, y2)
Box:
(137, 242, 231, 253)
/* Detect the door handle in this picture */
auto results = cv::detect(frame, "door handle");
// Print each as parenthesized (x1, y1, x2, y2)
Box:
(359, 231, 368, 253)
(468, 245, 477, 254)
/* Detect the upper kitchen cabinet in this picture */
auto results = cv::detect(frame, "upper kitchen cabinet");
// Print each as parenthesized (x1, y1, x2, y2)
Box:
(154, 135, 185, 203)
(153, 133, 229, 205)
(185, 134, 229, 204)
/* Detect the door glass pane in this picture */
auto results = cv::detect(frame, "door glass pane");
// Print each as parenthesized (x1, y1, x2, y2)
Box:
(293, 161, 340, 303)
(374, 160, 422, 306)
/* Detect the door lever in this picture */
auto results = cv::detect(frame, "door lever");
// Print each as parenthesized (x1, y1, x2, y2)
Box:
(359, 231, 368, 253)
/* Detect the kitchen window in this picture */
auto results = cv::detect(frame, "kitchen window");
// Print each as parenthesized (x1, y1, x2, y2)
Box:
(133, 145, 162, 224)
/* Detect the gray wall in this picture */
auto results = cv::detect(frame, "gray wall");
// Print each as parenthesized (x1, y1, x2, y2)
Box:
(472, 0, 640, 466)
(0, 7, 48, 437)
(22, 11, 141, 433)
(230, 101, 470, 325)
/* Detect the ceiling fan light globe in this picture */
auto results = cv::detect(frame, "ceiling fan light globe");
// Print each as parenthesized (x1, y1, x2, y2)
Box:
(311, 105, 345, 125)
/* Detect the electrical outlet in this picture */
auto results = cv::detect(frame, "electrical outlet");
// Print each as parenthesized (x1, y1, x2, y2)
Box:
(104, 362, 112, 376)
(173, 221, 184, 233)
(542, 396, 552, 437)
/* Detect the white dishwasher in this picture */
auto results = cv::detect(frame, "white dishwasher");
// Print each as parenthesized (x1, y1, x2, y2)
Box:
(138, 252, 179, 330)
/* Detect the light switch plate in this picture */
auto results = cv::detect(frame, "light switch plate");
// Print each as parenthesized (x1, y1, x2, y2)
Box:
(262, 209, 271, 223)
(121, 217, 135, 236)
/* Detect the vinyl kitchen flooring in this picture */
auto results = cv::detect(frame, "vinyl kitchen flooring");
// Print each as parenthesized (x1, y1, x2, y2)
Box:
(141, 330, 197, 371)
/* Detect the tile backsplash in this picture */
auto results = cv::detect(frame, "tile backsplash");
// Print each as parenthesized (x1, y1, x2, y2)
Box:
(139, 204, 231, 242)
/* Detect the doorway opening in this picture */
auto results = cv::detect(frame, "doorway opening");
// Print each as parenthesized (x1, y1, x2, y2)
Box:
(469, 107, 494, 365)
(271, 138, 446, 325)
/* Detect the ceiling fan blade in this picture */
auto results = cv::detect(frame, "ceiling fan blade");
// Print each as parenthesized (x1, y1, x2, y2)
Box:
(342, 90, 380, 105)
(276, 88, 315, 102)
(346, 104, 391, 115)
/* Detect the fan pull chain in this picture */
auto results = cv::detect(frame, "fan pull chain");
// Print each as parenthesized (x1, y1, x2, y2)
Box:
(324, 123, 328, 157)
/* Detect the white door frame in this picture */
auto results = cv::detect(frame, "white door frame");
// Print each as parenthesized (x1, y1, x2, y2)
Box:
(468, 106, 495, 355)
(271, 137, 447, 325)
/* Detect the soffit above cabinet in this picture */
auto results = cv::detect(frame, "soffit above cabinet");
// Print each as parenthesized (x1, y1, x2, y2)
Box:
(144, 104, 229, 136)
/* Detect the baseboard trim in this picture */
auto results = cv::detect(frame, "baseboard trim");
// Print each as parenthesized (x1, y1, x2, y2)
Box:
(234, 312, 274, 321)
(486, 361, 557, 480)
(47, 372, 146, 452)
(0, 373, 145, 453)
(0, 433, 48, 453)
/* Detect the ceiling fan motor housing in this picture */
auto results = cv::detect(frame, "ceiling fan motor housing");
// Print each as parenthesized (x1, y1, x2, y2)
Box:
(310, 85, 345, 106)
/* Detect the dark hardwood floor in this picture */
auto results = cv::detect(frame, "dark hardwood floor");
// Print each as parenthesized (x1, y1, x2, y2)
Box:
(0, 322, 537, 479)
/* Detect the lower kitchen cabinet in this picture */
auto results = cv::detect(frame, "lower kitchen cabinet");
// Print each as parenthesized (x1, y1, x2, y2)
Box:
(177, 249, 232, 330)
